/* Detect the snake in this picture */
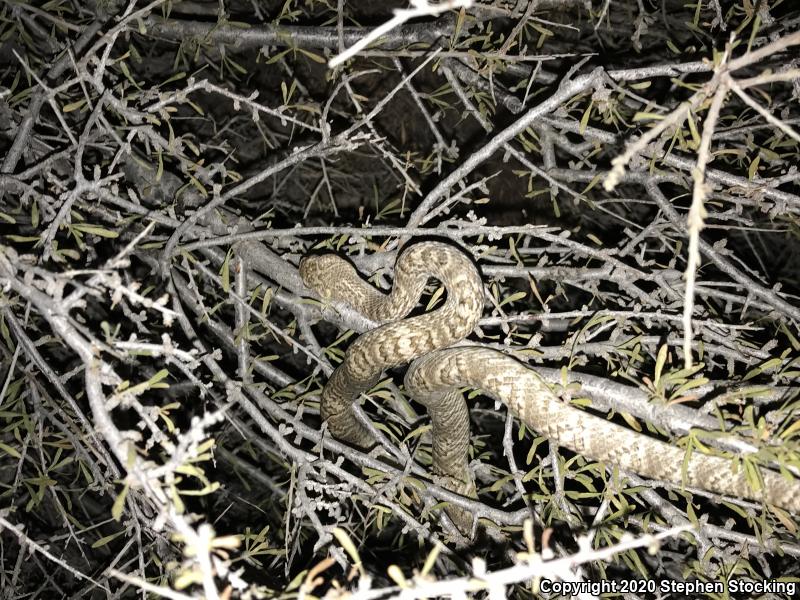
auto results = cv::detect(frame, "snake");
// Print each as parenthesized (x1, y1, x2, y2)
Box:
(300, 240, 800, 531)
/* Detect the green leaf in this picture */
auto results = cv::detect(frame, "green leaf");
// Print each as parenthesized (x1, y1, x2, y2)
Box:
(5, 235, 40, 242)
(332, 527, 364, 576)
(297, 48, 326, 64)
(498, 290, 527, 307)
(112, 483, 129, 521)
(221, 249, 232, 293)
(633, 111, 664, 121)
(72, 224, 119, 238)
(179, 482, 220, 495)
(0, 441, 21, 459)
(420, 542, 442, 576)
(92, 530, 126, 548)
(579, 100, 593, 134)
(748, 154, 761, 180)
(653, 344, 668, 388)
(62, 99, 88, 113)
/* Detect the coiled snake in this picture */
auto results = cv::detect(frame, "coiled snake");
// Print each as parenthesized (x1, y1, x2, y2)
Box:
(300, 241, 800, 531)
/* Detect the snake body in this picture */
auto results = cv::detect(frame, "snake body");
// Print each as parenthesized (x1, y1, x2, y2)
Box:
(301, 241, 800, 529)
(300, 242, 484, 448)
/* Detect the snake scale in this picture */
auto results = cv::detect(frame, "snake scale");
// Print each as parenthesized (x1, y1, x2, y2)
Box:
(301, 241, 800, 530)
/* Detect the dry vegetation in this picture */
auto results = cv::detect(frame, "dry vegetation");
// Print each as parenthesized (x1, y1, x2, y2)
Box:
(1, 0, 799, 598)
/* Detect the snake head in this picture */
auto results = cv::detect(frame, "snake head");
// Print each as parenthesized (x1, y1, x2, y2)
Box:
(299, 253, 357, 301)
